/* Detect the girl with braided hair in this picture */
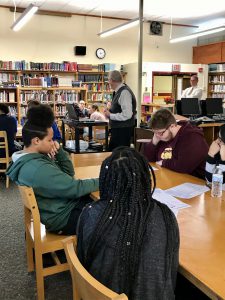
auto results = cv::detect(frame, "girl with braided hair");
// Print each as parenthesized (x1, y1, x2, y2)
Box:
(77, 147, 179, 300)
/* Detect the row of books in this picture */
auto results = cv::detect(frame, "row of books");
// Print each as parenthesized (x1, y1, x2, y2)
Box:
(0, 60, 122, 73)
(55, 106, 67, 116)
(209, 75, 225, 83)
(20, 76, 61, 87)
(88, 93, 113, 102)
(0, 91, 16, 102)
(210, 85, 225, 92)
(84, 83, 111, 92)
(209, 64, 225, 72)
(210, 93, 225, 99)
(20, 91, 54, 103)
(0, 73, 19, 82)
(78, 74, 102, 82)
(54, 91, 81, 103)
(9, 106, 17, 116)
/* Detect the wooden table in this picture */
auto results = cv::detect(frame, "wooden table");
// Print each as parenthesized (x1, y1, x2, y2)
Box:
(75, 164, 225, 299)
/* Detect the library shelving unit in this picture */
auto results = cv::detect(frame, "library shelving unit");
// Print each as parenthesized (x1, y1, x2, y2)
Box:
(208, 64, 225, 99)
(0, 61, 125, 123)
(141, 103, 175, 122)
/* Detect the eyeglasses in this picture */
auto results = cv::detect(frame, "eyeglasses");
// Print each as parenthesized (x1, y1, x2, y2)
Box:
(150, 126, 170, 136)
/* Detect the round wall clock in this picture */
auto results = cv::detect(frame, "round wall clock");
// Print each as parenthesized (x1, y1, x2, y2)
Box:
(150, 21, 163, 35)
(96, 48, 106, 59)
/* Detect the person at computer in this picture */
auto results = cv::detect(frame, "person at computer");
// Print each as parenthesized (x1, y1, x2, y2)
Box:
(181, 75, 203, 100)
(144, 108, 209, 179)
(205, 124, 225, 184)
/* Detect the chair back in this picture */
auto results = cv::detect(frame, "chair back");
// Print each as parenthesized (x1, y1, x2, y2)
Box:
(63, 237, 128, 300)
(71, 152, 111, 168)
(18, 186, 42, 244)
(0, 130, 11, 188)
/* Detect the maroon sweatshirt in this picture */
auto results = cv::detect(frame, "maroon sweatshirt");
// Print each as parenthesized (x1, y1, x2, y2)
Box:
(144, 121, 209, 178)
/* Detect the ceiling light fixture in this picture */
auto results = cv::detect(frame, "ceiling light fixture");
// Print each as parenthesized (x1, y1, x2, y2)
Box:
(170, 25, 225, 43)
(11, 3, 38, 31)
(98, 17, 140, 38)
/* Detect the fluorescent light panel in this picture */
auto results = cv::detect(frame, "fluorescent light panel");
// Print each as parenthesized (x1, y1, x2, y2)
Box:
(98, 17, 140, 38)
(170, 26, 225, 43)
(11, 3, 38, 31)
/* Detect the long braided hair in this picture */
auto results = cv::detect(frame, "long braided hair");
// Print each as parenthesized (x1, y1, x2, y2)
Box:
(84, 147, 156, 298)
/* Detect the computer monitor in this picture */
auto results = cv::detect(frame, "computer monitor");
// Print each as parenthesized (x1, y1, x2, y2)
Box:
(206, 98, 223, 115)
(66, 103, 81, 120)
(181, 98, 200, 116)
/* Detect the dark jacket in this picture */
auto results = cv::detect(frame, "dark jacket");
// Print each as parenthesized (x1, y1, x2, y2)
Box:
(77, 199, 179, 300)
(6, 147, 99, 232)
(144, 121, 209, 178)
(0, 114, 17, 157)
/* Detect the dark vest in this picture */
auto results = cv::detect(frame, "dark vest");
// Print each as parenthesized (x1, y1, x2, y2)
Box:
(109, 84, 136, 128)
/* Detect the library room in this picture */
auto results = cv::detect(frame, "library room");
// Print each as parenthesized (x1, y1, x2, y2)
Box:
(1, 1, 225, 299)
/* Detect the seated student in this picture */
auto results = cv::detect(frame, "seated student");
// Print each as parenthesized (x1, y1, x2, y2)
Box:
(144, 108, 209, 179)
(205, 124, 225, 184)
(77, 147, 179, 300)
(79, 100, 89, 117)
(6, 105, 99, 234)
(90, 104, 108, 139)
(21, 100, 62, 141)
(0, 103, 17, 158)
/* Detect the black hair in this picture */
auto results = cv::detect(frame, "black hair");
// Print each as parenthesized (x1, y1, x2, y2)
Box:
(84, 147, 156, 298)
(0, 103, 9, 114)
(220, 124, 225, 143)
(27, 100, 40, 109)
(92, 104, 99, 111)
(23, 104, 54, 147)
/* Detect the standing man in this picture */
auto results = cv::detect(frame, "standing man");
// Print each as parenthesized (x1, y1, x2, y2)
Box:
(181, 75, 203, 100)
(104, 70, 136, 150)
(144, 108, 208, 179)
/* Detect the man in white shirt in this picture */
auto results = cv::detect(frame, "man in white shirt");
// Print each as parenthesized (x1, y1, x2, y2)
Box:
(181, 75, 203, 100)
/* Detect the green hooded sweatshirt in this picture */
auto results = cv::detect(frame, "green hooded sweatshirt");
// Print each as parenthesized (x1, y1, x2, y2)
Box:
(6, 147, 99, 232)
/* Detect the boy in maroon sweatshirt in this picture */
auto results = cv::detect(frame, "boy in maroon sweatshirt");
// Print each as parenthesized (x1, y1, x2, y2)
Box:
(144, 109, 209, 179)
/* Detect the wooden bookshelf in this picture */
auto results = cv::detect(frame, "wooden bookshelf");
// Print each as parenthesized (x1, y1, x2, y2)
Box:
(208, 65, 225, 99)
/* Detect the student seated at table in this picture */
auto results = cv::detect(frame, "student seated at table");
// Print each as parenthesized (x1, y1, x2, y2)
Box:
(77, 147, 179, 300)
(0, 103, 17, 158)
(205, 124, 225, 184)
(6, 104, 99, 234)
(144, 108, 209, 179)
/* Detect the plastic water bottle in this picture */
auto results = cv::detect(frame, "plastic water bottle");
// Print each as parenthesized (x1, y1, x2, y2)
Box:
(211, 165, 223, 197)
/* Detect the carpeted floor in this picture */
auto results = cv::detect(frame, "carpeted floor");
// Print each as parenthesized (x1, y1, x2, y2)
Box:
(0, 180, 73, 300)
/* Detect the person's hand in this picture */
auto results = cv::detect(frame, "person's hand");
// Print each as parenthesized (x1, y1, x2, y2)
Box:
(156, 160, 162, 166)
(208, 140, 220, 158)
(48, 141, 60, 159)
(104, 110, 110, 118)
(152, 134, 160, 146)
(220, 144, 225, 161)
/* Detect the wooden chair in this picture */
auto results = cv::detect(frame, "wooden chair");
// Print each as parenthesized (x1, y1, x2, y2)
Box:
(63, 237, 128, 300)
(0, 130, 11, 188)
(71, 152, 111, 168)
(18, 185, 75, 300)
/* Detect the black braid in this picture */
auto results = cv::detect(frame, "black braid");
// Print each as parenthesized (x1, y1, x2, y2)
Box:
(84, 147, 156, 299)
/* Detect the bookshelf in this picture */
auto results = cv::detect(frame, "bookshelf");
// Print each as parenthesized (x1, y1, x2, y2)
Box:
(0, 61, 125, 123)
(208, 64, 225, 100)
(141, 103, 175, 122)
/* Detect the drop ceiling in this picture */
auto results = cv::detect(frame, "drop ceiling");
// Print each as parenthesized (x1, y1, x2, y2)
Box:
(1, 0, 225, 27)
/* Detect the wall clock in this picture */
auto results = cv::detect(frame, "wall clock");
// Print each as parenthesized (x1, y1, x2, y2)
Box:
(96, 48, 106, 59)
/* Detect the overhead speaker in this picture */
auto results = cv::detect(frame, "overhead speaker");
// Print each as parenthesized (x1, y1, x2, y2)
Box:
(149, 21, 163, 36)
(74, 46, 86, 56)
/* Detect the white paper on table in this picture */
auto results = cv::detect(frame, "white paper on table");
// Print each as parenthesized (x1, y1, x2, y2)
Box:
(152, 188, 190, 216)
(165, 183, 210, 199)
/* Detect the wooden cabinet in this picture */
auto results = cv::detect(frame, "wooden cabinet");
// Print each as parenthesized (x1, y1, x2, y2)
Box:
(193, 43, 222, 64)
